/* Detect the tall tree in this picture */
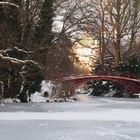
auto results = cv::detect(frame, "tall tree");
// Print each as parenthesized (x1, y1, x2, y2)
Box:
(128, 0, 140, 51)
(0, 0, 21, 49)
(35, 0, 55, 48)
(86, 0, 135, 65)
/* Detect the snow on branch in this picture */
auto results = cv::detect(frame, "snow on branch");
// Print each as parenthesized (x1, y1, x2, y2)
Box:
(0, 2, 19, 8)
(0, 47, 32, 55)
(0, 54, 42, 69)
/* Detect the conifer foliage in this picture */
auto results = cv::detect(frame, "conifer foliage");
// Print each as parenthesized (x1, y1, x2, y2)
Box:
(35, 0, 55, 48)
(0, 0, 55, 102)
(115, 57, 140, 77)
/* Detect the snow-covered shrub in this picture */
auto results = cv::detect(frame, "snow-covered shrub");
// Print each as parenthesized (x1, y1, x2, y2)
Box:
(86, 80, 123, 97)
(0, 47, 44, 102)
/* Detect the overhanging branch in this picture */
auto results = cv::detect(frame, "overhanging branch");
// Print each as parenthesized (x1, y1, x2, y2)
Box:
(0, 2, 19, 8)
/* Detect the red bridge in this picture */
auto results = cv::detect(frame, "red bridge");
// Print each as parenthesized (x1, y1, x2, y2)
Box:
(62, 75, 140, 94)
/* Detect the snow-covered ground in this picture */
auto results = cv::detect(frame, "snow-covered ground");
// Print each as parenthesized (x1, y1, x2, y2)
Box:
(2, 80, 65, 103)
(1, 95, 140, 140)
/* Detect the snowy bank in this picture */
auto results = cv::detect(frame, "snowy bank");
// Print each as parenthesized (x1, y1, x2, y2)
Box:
(2, 80, 78, 103)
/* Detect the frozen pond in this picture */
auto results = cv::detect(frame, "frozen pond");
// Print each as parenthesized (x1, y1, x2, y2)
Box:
(0, 95, 140, 140)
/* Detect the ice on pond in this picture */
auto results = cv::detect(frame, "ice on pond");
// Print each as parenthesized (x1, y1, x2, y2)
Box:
(0, 95, 140, 140)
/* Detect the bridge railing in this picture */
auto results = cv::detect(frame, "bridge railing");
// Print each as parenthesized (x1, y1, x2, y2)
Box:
(62, 72, 140, 80)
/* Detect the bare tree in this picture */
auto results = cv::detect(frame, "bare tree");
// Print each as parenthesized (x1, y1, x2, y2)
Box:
(85, 0, 137, 65)
(53, 0, 91, 41)
(128, 0, 140, 51)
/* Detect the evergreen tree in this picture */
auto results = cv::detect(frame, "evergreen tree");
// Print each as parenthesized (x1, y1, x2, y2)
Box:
(0, 0, 21, 48)
(115, 62, 129, 75)
(128, 56, 140, 75)
(87, 64, 124, 97)
(115, 56, 140, 77)
(87, 80, 123, 97)
(35, 0, 55, 48)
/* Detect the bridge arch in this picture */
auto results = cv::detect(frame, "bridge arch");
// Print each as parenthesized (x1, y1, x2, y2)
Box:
(61, 75, 140, 96)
